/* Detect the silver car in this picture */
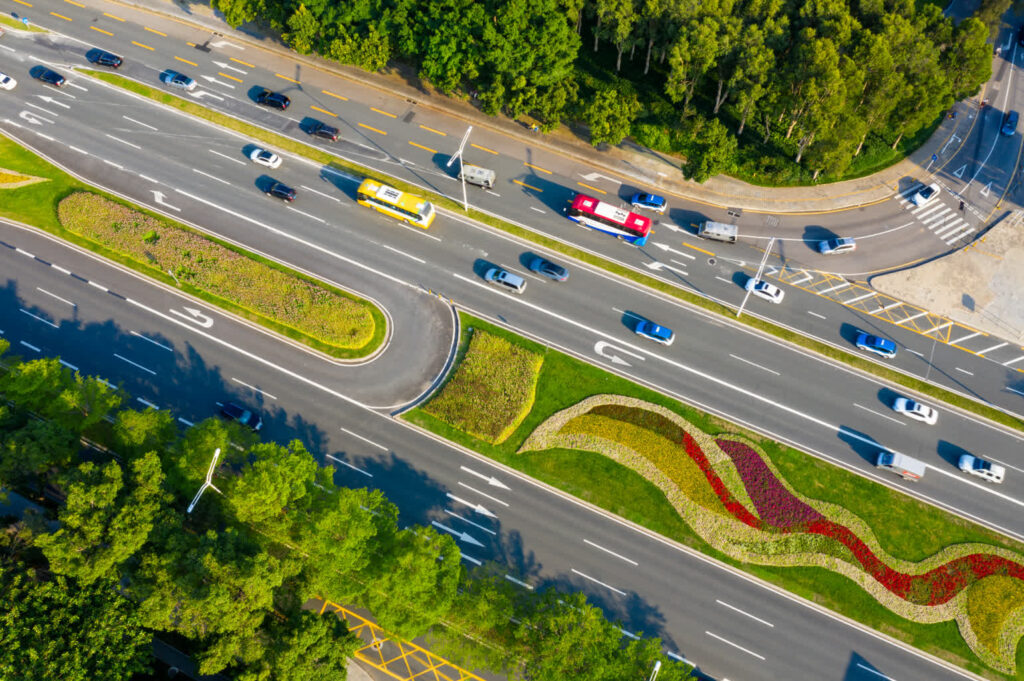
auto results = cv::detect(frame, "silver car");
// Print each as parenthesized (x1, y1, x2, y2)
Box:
(891, 397, 937, 425)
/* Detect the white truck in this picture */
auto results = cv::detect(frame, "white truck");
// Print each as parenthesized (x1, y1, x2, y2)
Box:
(458, 164, 496, 189)
(697, 220, 738, 243)
(875, 451, 926, 481)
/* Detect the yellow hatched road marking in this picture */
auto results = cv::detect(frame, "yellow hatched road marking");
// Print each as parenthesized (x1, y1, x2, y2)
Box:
(132, 41, 155, 51)
(175, 56, 198, 66)
(408, 141, 437, 154)
(218, 72, 242, 83)
(275, 73, 300, 84)
(49, 11, 71, 20)
(359, 123, 386, 135)
(144, 26, 167, 36)
(524, 162, 552, 174)
(310, 105, 337, 117)
(103, 11, 125, 20)
(419, 124, 446, 136)
(471, 143, 498, 155)
(90, 26, 113, 35)
(371, 107, 397, 118)
(513, 179, 541, 192)
(321, 89, 349, 101)
(231, 57, 255, 67)
(576, 181, 605, 194)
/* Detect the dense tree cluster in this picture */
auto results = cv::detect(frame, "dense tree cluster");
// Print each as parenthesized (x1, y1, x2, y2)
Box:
(0, 339, 692, 680)
(210, 0, 992, 183)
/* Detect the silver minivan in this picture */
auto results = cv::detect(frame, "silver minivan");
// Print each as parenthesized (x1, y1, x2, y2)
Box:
(484, 267, 527, 294)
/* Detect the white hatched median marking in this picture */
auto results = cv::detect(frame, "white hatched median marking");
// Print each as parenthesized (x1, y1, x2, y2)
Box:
(818, 281, 850, 294)
(977, 342, 1008, 356)
(875, 301, 902, 312)
(844, 291, 877, 304)
(923, 321, 953, 335)
(950, 331, 983, 345)
(895, 311, 929, 325)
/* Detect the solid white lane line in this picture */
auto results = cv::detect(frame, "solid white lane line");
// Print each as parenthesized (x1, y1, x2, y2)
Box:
(807, 310, 827, 320)
(325, 454, 373, 477)
(950, 331, 982, 345)
(340, 427, 387, 451)
(114, 353, 157, 376)
(192, 168, 231, 185)
(19, 341, 41, 352)
(976, 342, 1008, 356)
(445, 509, 497, 535)
(705, 631, 765, 660)
(715, 599, 775, 627)
(505, 574, 534, 590)
(208, 149, 246, 165)
(105, 134, 141, 150)
(571, 568, 627, 596)
(130, 330, 174, 352)
(584, 539, 639, 566)
(458, 481, 510, 506)
(853, 403, 905, 426)
(231, 377, 277, 399)
(20, 308, 58, 328)
(59, 359, 79, 372)
(382, 244, 426, 263)
(729, 353, 780, 375)
(955, 367, 974, 375)
(844, 291, 876, 304)
(37, 287, 76, 307)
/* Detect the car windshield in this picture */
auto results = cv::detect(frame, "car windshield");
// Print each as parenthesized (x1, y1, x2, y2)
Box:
(258, 151, 273, 161)
(974, 460, 992, 471)
(919, 187, 935, 199)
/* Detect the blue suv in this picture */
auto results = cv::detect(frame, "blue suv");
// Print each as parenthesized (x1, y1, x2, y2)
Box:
(635, 321, 675, 346)
(855, 332, 897, 358)
(630, 192, 667, 214)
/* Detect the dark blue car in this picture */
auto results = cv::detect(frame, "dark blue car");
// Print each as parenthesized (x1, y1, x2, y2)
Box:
(855, 332, 897, 359)
(528, 256, 569, 282)
(630, 192, 667, 214)
(635, 321, 675, 346)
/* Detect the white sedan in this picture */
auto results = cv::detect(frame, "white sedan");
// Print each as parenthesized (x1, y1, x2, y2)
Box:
(745, 278, 785, 304)
(249, 147, 282, 169)
(909, 182, 940, 207)
(0, 71, 16, 91)
(958, 454, 1005, 484)
(891, 397, 938, 425)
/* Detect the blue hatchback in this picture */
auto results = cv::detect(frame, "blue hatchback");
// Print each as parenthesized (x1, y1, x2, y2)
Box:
(630, 192, 667, 214)
(855, 332, 897, 358)
(635, 321, 675, 346)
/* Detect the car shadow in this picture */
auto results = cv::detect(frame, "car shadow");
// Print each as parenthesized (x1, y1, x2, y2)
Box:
(837, 425, 885, 466)
(936, 440, 970, 470)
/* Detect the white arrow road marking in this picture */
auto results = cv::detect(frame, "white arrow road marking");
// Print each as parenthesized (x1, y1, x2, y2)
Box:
(213, 60, 247, 74)
(18, 110, 55, 125)
(460, 465, 510, 489)
(445, 509, 497, 534)
(193, 91, 225, 101)
(151, 190, 181, 211)
(28, 100, 64, 114)
(578, 171, 621, 184)
(209, 39, 244, 49)
(446, 492, 497, 518)
(39, 93, 74, 105)
(643, 261, 687, 276)
(653, 242, 696, 259)
(169, 306, 214, 328)
(200, 75, 235, 89)
(594, 340, 645, 367)
(431, 520, 484, 547)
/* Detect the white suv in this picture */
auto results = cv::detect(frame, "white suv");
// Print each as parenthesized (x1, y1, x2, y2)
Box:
(958, 455, 1005, 483)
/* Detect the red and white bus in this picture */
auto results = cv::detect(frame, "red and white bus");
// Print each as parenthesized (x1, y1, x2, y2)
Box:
(566, 194, 651, 246)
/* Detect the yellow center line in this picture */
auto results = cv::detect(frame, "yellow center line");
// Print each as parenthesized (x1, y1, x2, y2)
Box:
(90, 26, 113, 35)
(275, 73, 300, 84)
(185, 41, 196, 47)
(524, 162, 552, 175)
(132, 40, 155, 51)
(218, 72, 243, 83)
(103, 11, 125, 21)
(321, 89, 348, 101)
(682, 242, 715, 257)
(63, 0, 85, 7)
(144, 26, 167, 36)
(310, 105, 337, 117)
(174, 56, 198, 67)
(513, 179, 541, 192)
(371, 107, 397, 118)
(408, 141, 437, 154)
(230, 57, 255, 68)
(576, 181, 605, 194)
(49, 11, 71, 20)
(358, 123, 386, 135)
(471, 143, 498, 155)
(11, 0, 31, 7)
(419, 124, 446, 136)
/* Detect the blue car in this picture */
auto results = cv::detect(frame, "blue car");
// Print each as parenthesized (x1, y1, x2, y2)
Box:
(635, 321, 675, 346)
(630, 192, 667, 214)
(528, 256, 569, 282)
(855, 332, 897, 359)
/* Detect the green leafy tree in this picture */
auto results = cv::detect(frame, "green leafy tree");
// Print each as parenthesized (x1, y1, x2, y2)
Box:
(164, 418, 237, 499)
(233, 611, 361, 681)
(0, 357, 72, 416)
(943, 17, 992, 99)
(584, 87, 641, 147)
(0, 418, 77, 489)
(683, 117, 737, 182)
(665, 16, 720, 110)
(328, 24, 393, 71)
(112, 406, 177, 460)
(417, 0, 485, 93)
(284, 4, 320, 54)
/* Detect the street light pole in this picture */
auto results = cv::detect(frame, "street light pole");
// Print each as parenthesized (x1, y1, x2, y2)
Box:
(446, 125, 473, 212)
(187, 448, 222, 514)
(648, 660, 661, 681)
(736, 236, 776, 319)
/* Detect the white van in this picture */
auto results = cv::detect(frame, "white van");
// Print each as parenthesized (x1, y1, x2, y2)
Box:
(875, 451, 926, 481)
(459, 164, 496, 189)
(697, 220, 738, 243)
(484, 267, 526, 294)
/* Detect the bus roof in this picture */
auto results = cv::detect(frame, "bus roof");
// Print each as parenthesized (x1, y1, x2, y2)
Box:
(572, 194, 650, 233)
(360, 179, 431, 215)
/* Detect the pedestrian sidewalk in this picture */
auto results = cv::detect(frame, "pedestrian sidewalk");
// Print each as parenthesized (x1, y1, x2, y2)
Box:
(109, 0, 975, 215)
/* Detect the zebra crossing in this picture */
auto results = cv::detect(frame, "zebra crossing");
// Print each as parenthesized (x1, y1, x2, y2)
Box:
(900, 190, 975, 246)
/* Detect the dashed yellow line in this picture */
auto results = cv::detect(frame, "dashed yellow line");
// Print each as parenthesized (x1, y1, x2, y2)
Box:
(231, 57, 255, 68)
(408, 141, 437, 154)
(144, 26, 166, 36)
(359, 123, 386, 135)
(524, 162, 552, 174)
(683, 242, 715, 257)
(63, 0, 85, 7)
(513, 179, 541, 192)
(185, 41, 197, 47)
(175, 56, 198, 67)
(471, 143, 498, 155)
(321, 89, 348, 101)
(310, 105, 337, 117)
(218, 72, 242, 83)
(276, 73, 300, 84)
(371, 107, 397, 118)
(103, 11, 125, 21)
(576, 181, 605, 194)
(90, 26, 113, 35)
(419, 125, 446, 136)
(132, 40, 155, 51)
(11, 0, 31, 7)
(49, 11, 71, 20)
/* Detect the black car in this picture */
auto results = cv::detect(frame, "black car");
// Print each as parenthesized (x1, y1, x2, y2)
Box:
(266, 181, 296, 202)
(255, 89, 290, 110)
(309, 120, 339, 141)
(93, 51, 123, 68)
(36, 68, 66, 87)
(1018, 25, 1024, 47)
(220, 401, 263, 431)
(528, 256, 569, 282)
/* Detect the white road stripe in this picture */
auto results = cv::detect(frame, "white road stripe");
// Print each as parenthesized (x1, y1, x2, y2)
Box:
(105, 134, 141, 150)
(807, 310, 827, 320)
(19, 341, 41, 352)
(705, 631, 765, 660)
(114, 353, 157, 376)
(715, 599, 775, 627)
(20, 308, 58, 328)
(299, 185, 342, 201)
(457, 481, 509, 506)
(208, 149, 247, 165)
(955, 367, 974, 375)
(286, 206, 326, 223)
(504, 574, 534, 589)
(52, 265, 71, 275)
(729, 353, 780, 375)
(943, 226, 975, 243)
(923, 321, 953, 335)
(977, 342, 1008, 356)
(325, 454, 374, 477)
(844, 291, 877, 304)
(382, 244, 426, 263)
(895, 311, 929, 325)
(130, 331, 174, 352)
(340, 427, 387, 451)
(123, 115, 158, 130)
(59, 359, 79, 372)
(584, 539, 639, 566)
(790, 272, 814, 285)
(231, 377, 277, 399)
(950, 331, 983, 345)
(853, 403, 905, 425)
(571, 568, 627, 596)
(137, 397, 159, 409)
(818, 281, 850, 294)
(37, 287, 75, 307)
(1002, 355, 1024, 367)
(875, 301, 902, 312)
(445, 509, 497, 535)
(193, 168, 231, 185)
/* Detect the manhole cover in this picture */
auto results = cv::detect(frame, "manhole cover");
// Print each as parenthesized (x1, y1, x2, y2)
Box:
(708, 258, 716, 266)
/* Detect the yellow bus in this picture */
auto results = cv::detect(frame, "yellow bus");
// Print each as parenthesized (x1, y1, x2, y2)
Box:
(356, 179, 435, 229)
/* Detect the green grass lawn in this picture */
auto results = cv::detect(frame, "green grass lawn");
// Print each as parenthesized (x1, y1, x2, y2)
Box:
(405, 312, 1024, 679)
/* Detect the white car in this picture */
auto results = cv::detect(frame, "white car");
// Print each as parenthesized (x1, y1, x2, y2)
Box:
(0, 72, 15, 91)
(249, 147, 282, 169)
(744, 278, 785, 304)
(891, 397, 938, 425)
(958, 454, 1005, 484)
(909, 182, 940, 207)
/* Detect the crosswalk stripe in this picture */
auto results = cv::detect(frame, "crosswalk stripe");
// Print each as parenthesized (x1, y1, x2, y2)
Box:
(942, 226, 974, 243)
(933, 219, 965, 237)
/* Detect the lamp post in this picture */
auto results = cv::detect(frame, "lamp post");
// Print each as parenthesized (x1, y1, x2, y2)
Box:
(187, 448, 222, 514)
(446, 125, 473, 212)
(648, 660, 661, 681)
(737, 236, 776, 319)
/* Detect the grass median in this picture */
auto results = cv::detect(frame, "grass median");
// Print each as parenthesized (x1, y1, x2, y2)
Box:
(84, 70, 1024, 434)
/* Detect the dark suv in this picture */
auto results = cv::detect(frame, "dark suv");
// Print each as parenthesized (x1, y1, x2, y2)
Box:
(266, 181, 296, 202)
(92, 51, 123, 68)
(35, 68, 66, 87)
(309, 120, 339, 141)
(220, 401, 263, 431)
(255, 89, 290, 110)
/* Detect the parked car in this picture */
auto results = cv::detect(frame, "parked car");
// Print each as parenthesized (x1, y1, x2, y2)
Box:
(958, 454, 1005, 483)
(1002, 110, 1020, 136)
(255, 88, 290, 110)
(266, 181, 296, 202)
(818, 237, 856, 255)
(909, 182, 940, 207)
(855, 332, 897, 358)
(635, 320, 675, 346)
(35, 68, 66, 87)
(0, 71, 15, 91)
(744, 278, 785, 304)
(220, 401, 263, 431)
(528, 256, 569, 282)
(91, 51, 123, 68)
(891, 396, 938, 425)
(163, 70, 196, 91)
(249, 147, 282, 169)
(309, 120, 339, 141)
(630, 192, 667, 214)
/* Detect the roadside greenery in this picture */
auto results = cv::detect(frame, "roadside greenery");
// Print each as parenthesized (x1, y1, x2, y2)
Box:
(0, 340, 694, 681)
(406, 313, 1024, 679)
(0, 136, 385, 358)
